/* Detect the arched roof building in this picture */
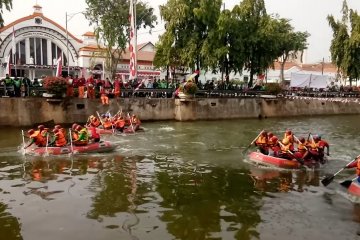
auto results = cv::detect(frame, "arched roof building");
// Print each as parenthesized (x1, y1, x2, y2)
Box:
(0, 4, 159, 80)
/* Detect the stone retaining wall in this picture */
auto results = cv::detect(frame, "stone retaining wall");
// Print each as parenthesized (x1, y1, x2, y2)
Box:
(0, 97, 359, 126)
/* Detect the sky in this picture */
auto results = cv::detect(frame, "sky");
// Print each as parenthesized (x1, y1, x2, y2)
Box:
(3, 0, 360, 64)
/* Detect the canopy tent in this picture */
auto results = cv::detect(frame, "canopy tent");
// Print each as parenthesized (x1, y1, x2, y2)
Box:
(290, 73, 331, 89)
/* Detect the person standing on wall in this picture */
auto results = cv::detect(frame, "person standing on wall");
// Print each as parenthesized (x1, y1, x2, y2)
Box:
(22, 74, 31, 97)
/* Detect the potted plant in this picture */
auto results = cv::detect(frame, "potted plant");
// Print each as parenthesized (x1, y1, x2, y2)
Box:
(43, 76, 67, 98)
(177, 79, 198, 99)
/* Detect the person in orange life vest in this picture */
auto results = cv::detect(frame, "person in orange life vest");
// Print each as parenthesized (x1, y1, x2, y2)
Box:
(317, 135, 329, 163)
(283, 129, 294, 151)
(86, 75, 96, 99)
(267, 132, 274, 141)
(88, 126, 100, 142)
(293, 137, 309, 160)
(66, 75, 74, 97)
(131, 114, 141, 129)
(255, 131, 269, 154)
(49, 128, 67, 147)
(54, 124, 66, 135)
(307, 136, 320, 161)
(113, 77, 121, 98)
(279, 138, 295, 160)
(71, 123, 79, 141)
(102, 115, 113, 129)
(268, 136, 280, 156)
(78, 76, 86, 98)
(114, 116, 126, 132)
(100, 87, 109, 105)
(89, 115, 101, 128)
(25, 129, 46, 148)
(73, 125, 89, 146)
(346, 158, 360, 183)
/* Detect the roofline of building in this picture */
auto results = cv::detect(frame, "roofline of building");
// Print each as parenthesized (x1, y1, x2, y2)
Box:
(0, 13, 83, 44)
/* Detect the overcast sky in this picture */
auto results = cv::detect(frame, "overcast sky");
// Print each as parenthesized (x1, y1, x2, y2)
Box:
(3, 0, 360, 63)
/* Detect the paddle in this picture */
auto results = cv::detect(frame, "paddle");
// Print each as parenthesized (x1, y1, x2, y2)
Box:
(321, 155, 360, 186)
(128, 113, 135, 133)
(21, 130, 26, 155)
(340, 177, 357, 188)
(242, 130, 264, 154)
(96, 111, 105, 127)
(293, 135, 309, 151)
(278, 140, 304, 165)
(69, 128, 74, 154)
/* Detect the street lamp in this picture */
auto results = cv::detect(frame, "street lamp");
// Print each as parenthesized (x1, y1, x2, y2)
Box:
(66, 11, 84, 75)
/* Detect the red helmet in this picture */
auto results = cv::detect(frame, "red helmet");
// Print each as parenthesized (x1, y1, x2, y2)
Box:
(76, 125, 82, 131)
(268, 132, 274, 138)
(299, 137, 305, 143)
(286, 129, 292, 135)
(53, 128, 59, 133)
(28, 129, 35, 135)
(55, 125, 61, 129)
(38, 125, 45, 130)
(72, 123, 78, 130)
(271, 136, 278, 142)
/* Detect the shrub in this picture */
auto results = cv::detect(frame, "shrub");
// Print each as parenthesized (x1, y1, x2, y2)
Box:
(179, 80, 198, 95)
(43, 76, 67, 97)
(264, 83, 283, 95)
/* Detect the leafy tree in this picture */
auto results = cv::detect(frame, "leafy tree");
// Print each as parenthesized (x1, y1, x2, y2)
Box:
(233, 0, 274, 87)
(155, 0, 222, 76)
(85, 0, 157, 78)
(327, 0, 360, 86)
(0, 0, 11, 27)
(274, 18, 309, 84)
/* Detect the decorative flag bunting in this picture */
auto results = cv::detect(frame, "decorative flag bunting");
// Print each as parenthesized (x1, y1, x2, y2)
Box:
(129, 0, 137, 80)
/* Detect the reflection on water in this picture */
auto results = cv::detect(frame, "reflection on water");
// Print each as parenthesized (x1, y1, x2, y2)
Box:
(0, 115, 360, 239)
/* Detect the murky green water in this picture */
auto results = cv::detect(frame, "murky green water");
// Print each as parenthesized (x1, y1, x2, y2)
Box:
(0, 116, 360, 240)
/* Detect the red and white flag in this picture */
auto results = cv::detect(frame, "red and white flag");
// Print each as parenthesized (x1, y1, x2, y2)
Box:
(129, 0, 137, 80)
(55, 56, 62, 77)
(12, 27, 16, 55)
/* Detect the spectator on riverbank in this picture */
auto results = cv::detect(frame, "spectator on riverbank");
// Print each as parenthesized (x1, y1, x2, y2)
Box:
(22, 75, 31, 97)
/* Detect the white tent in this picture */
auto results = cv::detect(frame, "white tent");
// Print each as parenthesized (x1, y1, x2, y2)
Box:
(290, 73, 332, 89)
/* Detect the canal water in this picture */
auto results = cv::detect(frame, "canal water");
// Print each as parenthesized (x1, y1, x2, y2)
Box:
(0, 115, 359, 240)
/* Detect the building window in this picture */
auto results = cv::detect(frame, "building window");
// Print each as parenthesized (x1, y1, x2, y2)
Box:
(42, 39, 47, 65)
(30, 38, 35, 63)
(20, 40, 25, 65)
(51, 42, 57, 62)
(35, 38, 41, 64)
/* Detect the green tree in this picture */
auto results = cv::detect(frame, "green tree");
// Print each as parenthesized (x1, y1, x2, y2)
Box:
(275, 18, 309, 83)
(155, 0, 222, 76)
(0, 0, 11, 27)
(85, 0, 157, 78)
(327, 0, 360, 86)
(233, 0, 275, 87)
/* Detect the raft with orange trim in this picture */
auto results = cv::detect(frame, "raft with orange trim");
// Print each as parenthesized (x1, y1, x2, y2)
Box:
(247, 152, 321, 169)
(25, 141, 116, 156)
(348, 181, 360, 197)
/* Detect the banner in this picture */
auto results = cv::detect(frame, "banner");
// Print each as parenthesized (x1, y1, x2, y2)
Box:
(129, 0, 137, 80)
(56, 56, 62, 77)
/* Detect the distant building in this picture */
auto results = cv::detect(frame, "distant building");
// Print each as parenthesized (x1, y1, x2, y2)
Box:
(0, 4, 160, 79)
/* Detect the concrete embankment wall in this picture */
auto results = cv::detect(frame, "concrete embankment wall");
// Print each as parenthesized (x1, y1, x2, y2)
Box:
(0, 97, 359, 126)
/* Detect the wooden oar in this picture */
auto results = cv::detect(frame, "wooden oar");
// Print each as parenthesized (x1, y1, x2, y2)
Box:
(21, 130, 26, 155)
(321, 155, 360, 187)
(278, 140, 304, 165)
(242, 130, 264, 154)
(340, 177, 357, 188)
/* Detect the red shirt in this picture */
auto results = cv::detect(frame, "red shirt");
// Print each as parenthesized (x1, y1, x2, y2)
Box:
(78, 77, 86, 87)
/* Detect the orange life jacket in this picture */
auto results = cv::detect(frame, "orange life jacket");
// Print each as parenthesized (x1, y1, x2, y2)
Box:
(91, 118, 101, 127)
(103, 120, 112, 129)
(115, 119, 125, 128)
(297, 143, 307, 153)
(256, 136, 267, 145)
(72, 131, 79, 141)
(55, 131, 67, 147)
(30, 130, 46, 147)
